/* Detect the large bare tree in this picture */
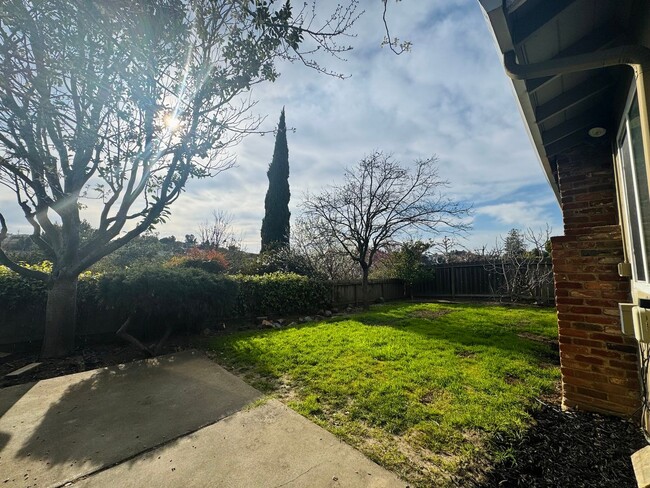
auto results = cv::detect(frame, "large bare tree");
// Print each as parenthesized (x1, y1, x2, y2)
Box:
(303, 151, 471, 309)
(0, 0, 360, 357)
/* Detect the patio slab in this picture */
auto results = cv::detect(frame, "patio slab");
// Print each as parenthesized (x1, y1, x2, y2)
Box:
(0, 350, 261, 487)
(0, 350, 406, 488)
(75, 399, 406, 487)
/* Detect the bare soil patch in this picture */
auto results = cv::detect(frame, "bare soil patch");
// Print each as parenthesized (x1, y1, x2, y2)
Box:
(410, 309, 452, 320)
(0, 337, 190, 388)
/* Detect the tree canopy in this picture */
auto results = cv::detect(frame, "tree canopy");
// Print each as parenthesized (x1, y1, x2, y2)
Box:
(0, 0, 359, 357)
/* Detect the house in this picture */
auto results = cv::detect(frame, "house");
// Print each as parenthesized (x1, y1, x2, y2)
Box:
(478, 0, 650, 479)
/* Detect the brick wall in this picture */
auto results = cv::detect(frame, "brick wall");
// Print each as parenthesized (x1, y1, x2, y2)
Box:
(551, 145, 641, 416)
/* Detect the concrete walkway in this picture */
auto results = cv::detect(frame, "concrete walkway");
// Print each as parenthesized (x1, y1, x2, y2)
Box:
(0, 351, 406, 487)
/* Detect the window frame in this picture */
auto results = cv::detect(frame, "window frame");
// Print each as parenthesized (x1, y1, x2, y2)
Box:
(615, 83, 650, 294)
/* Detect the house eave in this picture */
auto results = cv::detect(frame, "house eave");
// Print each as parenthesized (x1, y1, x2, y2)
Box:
(478, 0, 561, 202)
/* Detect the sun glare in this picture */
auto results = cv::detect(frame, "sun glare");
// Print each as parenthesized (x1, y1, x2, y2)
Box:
(164, 114, 181, 131)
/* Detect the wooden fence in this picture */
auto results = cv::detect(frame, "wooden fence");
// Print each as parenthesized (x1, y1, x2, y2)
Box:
(411, 262, 555, 302)
(329, 279, 406, 306)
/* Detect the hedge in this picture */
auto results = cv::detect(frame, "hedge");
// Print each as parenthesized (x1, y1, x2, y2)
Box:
(0, 265, 330, 344)
(232, 272, 329, 316)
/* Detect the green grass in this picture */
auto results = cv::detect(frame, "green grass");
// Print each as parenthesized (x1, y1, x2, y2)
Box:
(206, 302, 560, 487)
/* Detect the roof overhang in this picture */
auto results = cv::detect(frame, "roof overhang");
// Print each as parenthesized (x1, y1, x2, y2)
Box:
(478, 0, 638, 203)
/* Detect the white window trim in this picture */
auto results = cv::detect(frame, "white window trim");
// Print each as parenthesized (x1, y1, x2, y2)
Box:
(616, 83, 650, 297)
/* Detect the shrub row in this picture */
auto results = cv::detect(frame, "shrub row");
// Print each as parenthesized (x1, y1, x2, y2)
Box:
(233, 272, 330, 316)
(0, 266, 330, 342)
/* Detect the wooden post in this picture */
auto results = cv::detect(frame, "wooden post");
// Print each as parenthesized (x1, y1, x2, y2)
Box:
(450, 267, 456, 299)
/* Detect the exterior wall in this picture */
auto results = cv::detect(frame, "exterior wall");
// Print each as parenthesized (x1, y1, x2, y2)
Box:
(551, 144, 641, 416)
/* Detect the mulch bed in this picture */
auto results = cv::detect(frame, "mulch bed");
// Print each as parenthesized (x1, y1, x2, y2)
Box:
(1, 337, 648, 487)
(476, 389, 647, 487)
(0, 339, 191, 388)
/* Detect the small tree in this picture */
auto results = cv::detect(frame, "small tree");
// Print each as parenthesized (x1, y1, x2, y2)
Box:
(303, 151, 471, 309)
(372, 240, 433, 298)
(198, 210, 240, 250)
(0, 0, 359, 357)
(486, 227, 553, 302)
(261, 108, 291, 251)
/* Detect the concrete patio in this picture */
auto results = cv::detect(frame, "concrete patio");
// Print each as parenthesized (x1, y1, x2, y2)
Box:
(0, 350, 405, 487)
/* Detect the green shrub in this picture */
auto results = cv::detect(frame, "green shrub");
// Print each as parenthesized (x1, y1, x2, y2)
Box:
(93, 266, 238, 332)
(0, 266, 331, 343)
(0, 264, 47, 311)
(233, 272, 329, 316)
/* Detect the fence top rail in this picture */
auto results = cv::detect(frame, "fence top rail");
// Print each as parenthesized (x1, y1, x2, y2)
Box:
(432, 261, 552, 269)
(329, 279, 403, 285)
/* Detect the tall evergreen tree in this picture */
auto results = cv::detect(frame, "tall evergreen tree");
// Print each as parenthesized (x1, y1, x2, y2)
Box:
(261, 109, 291, 251)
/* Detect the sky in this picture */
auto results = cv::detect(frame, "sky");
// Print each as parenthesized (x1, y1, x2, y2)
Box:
(0, 0, 563, 254)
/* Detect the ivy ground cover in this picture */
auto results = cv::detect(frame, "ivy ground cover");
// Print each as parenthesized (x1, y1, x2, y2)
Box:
(207, 302, 560, 487)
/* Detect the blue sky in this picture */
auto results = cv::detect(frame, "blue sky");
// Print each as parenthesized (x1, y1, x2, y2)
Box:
(0, 0, 563, 253)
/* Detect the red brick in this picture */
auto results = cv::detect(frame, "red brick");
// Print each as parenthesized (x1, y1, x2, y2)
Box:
(588, 298, 621, 309)
(602, 291, 631, 300)
(608, 376, 639, 388)
(564, 392, 635, 411)
(576, 386, 609, 400)
(588, 315, 619, 326)
(597, 275, 626, 284)
(590, 349, 621, 359)
(572, 339, 603, 348)
(572, 322, 604, 332)
(590, 333, 623, 343)
(622, 353, 640, 362)
(558, 328, 590, 339)
(562, 368, 608, 384)
(569, 306, 602, 315)
(573, 354, 605, 365)
(596, 382, 640, 398)
(552, 146, 639, 417)
(606, 343, 638, 354)
(560, 359, 596, 372)
(556, 282, 584, 290)
(609, 360, 639, 371)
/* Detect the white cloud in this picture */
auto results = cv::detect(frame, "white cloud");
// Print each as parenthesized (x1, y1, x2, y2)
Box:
(0, 1, 562, 254)
(476, 201, 554, 228)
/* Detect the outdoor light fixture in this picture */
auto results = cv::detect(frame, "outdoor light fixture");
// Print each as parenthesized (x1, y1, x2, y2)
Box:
(588, 126, 607, 138)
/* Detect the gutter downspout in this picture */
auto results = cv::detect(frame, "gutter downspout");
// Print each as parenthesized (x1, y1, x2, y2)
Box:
(503, 46, 650, 197)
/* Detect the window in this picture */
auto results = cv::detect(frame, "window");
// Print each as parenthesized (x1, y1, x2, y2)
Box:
(618, 94, 650, 282)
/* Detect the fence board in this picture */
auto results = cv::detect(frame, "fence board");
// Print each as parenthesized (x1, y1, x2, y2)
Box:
(412, 262, 554, 302)
(330, 279, 405, 306)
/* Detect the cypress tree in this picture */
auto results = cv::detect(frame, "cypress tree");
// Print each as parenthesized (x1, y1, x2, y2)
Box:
(261, 108, 290, 251)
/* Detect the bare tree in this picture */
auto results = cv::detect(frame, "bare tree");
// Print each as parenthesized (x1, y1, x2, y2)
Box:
(303, 151, 471, 309)
(292, 214, 360, 281)
(485, 227, 554, 303)
(0, 0, 360, 357)
(198, 210, 240, 250)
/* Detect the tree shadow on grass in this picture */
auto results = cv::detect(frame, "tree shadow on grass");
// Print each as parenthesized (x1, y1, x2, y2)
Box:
(342, 307, 560, 367)
(3, 351, 260, 486)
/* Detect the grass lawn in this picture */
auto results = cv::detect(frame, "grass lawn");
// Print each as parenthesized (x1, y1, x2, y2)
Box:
(206, 301, 560, 487)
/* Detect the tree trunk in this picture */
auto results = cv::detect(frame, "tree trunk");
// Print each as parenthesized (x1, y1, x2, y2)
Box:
(362, 267, 370, 310)
(41, 276, 78, 358)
